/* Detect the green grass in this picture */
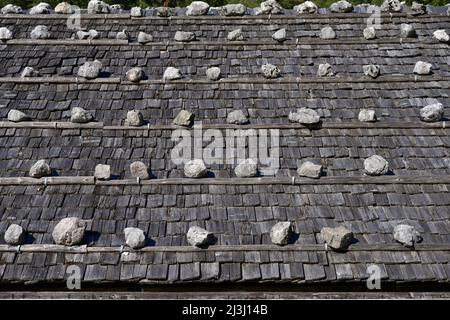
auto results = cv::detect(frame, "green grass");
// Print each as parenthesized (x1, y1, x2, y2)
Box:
(0, 0, 447, 10)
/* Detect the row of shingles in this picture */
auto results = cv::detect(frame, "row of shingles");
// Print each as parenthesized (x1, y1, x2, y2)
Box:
(0, 127, 449, 178)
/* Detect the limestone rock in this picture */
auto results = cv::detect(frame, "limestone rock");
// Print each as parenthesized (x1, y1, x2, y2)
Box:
(163, 67, 182, 81)
(330, 0, 353, 13)
(71, 107, 94, 123)
(21, 67, 39, 77)
(420, 103, 444, 122)
(124, 227, 146, 249)
(173, 110, 194, 126)
(261, 63, 281, 79)
(433, 30, 449, 43)
(4, 224, 26, 245)
(227, 29, 244, 41)
(393, 224, 422, 247)
(358, 109, 377, 122)
(363, 26, 376, 40)
(29, 3, 52, 15)
(187, 226, 214, 247)
(272, 28, 286, 42)
(0, 27, 12, 41)
(288, 108, 320, 124)
(234, 159, 258, 178)
(364, 155, 389, 176)
(87, 0, 110, 14)
(413, 61, 432, 75)
(410, 2, 427, 16)
(381, 0, 402, 12)
(95, 164, 111, 180)
(184, 159, 208, 178)
(29, 159, 51, 178)
(130, 6, 142, 17)
(363, 64, 380, 78)
(297, 161, 323, 179)
(30, 25, 50, 39)
(8, 109, 30, 122)
(55, 2, 73, 14)
(256, 0, 284, 15)
(76, 29, 99, 40)
(218, 4, 246, 16)
(1, 4, 23, 14)
(400, 24, 417, 38)
(226, 110, 249, 124)
(294, 1, 318, 14)
(125, 110, 144, 126)
(130, 161, 149, 179)
(77, 60, 102, 79)
(52, 217, 86, 246)
(174, 31, 196, 42)
(270, 222, 293, 245)
(206, 67, 221, 80)
(320, 226, 354, 251)
(317, 63, 334, 77)
(320, 26, 336, 39)
(126, 67, 145, 82)
(116, 29, 129, 40)
(137, 31, 153, 44)
(186, 1, 210, 16)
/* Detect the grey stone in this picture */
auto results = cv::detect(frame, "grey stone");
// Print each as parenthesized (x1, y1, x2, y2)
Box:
(156, 6, 176, 17)
(358, 109, 377, 122)
(130, 6, 142, 17)
(137, 31, 153, 44)
(52, 217, 86, 246)
(400, 24, 417, 38)
(87, 0, 110, 14)
(235, 159, 258, 178)
(381, 0, 402, 12)
(433, 30, 449, 43)
(261, 63, 281, 79)
(109, 4, 123, 13)
(77, 29, 99, 40)
(256, 0, 284, 15)
(364, 155, 389, 176)
(8, 109, 30, 122)
(126, 67, 145, 82)
(363, 64, 380, 78)
(410, 2, 426, 16)
(0, 27, 12, 41)
(317, 63, 334, 77)
(420, 103, 444, 122)
(77, 60, 102, 79)
(363, 26, 376, 39)
(320, 226, 354, 251)
(270, 222, 293, 245)
(206, 67, 221, 80)
(272, 28, 286, 42)
(288, 108, 320, 124)
(227, 29, 244, 41)
(29, 159, 51, 178)
(173, 110, 194, 126)
(218, 4, 246, 16)
(393, 224, 422, 247)
(227, 110, 249, 124)
(71, 107, 94, 123)
(329, 0, 353, 13)
(413, 61, 432, 75)
(186, 1, 210, 16)
(124, 227, 146, 249)
(320, 26, 336, 39)
(116, 29, 129, 40)
(4, 224, 26, 245)
(297, 161, 323, 179)
(174, 31, 196, 42)
(184, 159, 208, 178)
(30, 25, 50, 39)
(29, 3, 52, 14)
(95, 164, 111, 180)
(130, 161, 149, 179)
(1, 4, 23, 14)
(294, 1, 318, 14)
(163, 67, 182, 81)
(187, 226, 214, 247)
(125, 110, 144, 126)
(55, 2, 73, 14)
